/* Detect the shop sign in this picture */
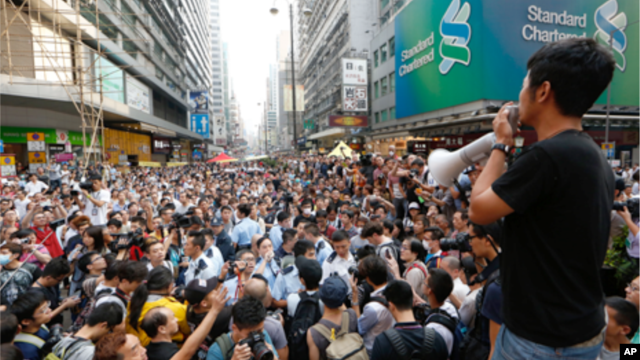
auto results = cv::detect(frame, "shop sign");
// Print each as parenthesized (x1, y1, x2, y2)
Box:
(56, 130, 69, 144)
(49, 145, 65, 152)
(297, 137, 307, 146)
(1, 154, 16, 177)
(152, 137, 171, 154)
(54, 153, 74, 162)
(118, 154, 128, 164)
(0, 127, 99, 146)
(349, 143, 362, 150)
(342, 86, 368, 112)
(411, 141, 429, 153)
(342, 58, 368, 85)
(329, 115, 368, 127)
(28, 152, 46, 164)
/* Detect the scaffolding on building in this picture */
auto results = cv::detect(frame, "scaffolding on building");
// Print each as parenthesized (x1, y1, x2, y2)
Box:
(0, 0, 180, 166)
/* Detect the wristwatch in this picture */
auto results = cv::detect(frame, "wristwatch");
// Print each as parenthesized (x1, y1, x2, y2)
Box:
(491, 143, 511, 155)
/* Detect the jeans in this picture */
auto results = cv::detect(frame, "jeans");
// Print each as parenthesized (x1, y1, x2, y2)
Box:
(492, 326, 604, 360)
(393, 197, 406, 221)
(50, 179, 61, 191)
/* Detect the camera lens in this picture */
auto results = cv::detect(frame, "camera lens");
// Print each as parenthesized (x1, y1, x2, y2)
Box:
(252, 342, 274, 360)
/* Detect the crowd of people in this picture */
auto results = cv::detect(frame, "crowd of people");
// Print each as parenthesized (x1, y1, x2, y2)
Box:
(0, 38, 639, 360)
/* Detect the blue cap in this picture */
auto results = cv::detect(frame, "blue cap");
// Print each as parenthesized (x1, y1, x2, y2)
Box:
(463, 165, 477, 175)
(319, 275, 348, 309)
(210, 217, 223, 226)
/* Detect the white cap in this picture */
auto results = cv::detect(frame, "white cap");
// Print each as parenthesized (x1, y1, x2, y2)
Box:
(409, 202, 420, 210)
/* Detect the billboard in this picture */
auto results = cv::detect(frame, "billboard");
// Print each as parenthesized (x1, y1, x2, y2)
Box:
(189, 91, 209, 114)
(214, 115, 227, 146)
(190, 114, 210, 139)
(342, 58, 368, 85)
(96, 56, 125, 103)
(283, 85, 305, 111)
(395, 0, 639, 119)
(329, 115, 369, 127)
(152, 136, 172, 154)
(126, 74, 151, 114)
(342, 86, 368, 112)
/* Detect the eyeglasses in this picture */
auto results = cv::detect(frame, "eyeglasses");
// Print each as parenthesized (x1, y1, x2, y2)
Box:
(468, 235, 480, 241)
(36, 301, 51, 315)
(242, 258, 256, 263)
(89, 256, 103, 264)
(627, 283, 639, 292)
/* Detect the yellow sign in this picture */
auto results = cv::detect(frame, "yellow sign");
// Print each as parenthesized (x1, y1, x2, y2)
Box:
(29, 152, 46, 163)
(601, 143, 614, 150)
(27, 132, 45, 142)
(0, 155, 15, 166)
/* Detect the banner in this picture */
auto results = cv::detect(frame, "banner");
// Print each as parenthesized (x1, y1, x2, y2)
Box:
(342, 59, 368, 85)
(214, 115, 227, 146)
(189, 91, 209, 114)
(283, 85, 305, 111)
(126, 74, 151, 114)
(329, 115, 369, 127)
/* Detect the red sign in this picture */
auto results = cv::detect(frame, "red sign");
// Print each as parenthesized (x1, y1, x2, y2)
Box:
(349, 143, 362, 150)
(54, 153, 74, 162)
(329, 115, 368, 127)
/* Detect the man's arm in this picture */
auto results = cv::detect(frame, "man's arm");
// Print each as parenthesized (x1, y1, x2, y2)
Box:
(74, 194, 86, 210)
(21, 205, 38, 229)
(172, 288, 229, 360)
(469, 104, 515, 225)
(307, 330, 320, 360)
(81, 189, 107, 208)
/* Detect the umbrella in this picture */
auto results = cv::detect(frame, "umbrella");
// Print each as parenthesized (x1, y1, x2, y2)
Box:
(327, 141, 352, 159)
(207, 153, 238, 163)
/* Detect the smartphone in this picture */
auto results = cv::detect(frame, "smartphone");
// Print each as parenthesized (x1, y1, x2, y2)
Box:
(505, 105, 520, 135)
(385, 250, 392, 260)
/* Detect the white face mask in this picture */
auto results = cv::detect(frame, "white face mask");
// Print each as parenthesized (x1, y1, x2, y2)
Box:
(389, 151, 394, 156)
(423, 240, 431, 252)
(303, 208, 311, 215)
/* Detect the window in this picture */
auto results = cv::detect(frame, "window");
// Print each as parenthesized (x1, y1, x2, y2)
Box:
(389, 37, 395, 57)
(390, 107, 396, 120)
(374, 50, 379, 68)
(375, 112, 380, 124)
(381, 110, 388, 122)
(374, 81, 379, 99)
(380, 43, 387, 63)
(381, 77, 388, 96)
(389, 73, 395, 93)
(381, 0, 390, 9)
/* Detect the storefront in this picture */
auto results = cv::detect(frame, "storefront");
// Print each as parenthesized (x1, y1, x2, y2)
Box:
(152, 136, 172, 165)
(104, 128, 151, 166)
(192, 143, 206, 162)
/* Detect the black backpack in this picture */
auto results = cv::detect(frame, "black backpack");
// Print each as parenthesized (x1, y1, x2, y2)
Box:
(383, 326, 448, 360)
(287, 292, 322, 360)
(425, 308, 462, 360)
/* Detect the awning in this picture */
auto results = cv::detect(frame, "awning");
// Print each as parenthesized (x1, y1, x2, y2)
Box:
(166, 162, 188, 167)
(137, 161, 162, 167)
(208, 145, 224, 153)
(307, 128, 346, 140)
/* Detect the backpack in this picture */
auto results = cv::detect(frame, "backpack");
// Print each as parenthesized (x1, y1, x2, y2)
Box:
(48, 338, 92, 360)
(311, 312, 369, 360)
(383, 326, 448, 360)
(378, 242, 405, 274)
(71, 288, 113, 332)
(288, 292, 322, 360)
(425, 309, 465, 360)
(458, 270, 500, 360)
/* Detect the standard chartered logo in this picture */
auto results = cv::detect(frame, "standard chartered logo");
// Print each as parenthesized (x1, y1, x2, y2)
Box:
(594, 0, 627, 71)
(439, 0, 471, 75)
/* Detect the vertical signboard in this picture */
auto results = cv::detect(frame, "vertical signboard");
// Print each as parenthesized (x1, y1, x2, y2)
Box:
(126, 74, 151, 113)
(190, 114, 210, 139)
(342, 58, 368, 112)
(283, 85, 305, 111)
(214, 115, 227, 146)
(189, 91, 209, 114)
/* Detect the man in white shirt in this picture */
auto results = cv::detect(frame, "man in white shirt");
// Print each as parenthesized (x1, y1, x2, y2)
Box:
(184, 231, 217, 284)
(441, 256, 470, 304)
(320, 230, 356, 294)
(174, 194, 193, 215)
(13, 190, 31, 219)
(74, 174, 110, 226)
(24, 173, 49, 196)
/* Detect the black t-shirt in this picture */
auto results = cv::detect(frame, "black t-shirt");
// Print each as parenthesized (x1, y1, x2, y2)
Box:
(492, 130, 614, 347)
(293, 214, 316, 228)
(370, 322, 447, 360)
(145, 341, 179, 360)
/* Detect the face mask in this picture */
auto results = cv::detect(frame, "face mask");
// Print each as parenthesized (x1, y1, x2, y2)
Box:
(0, 254, 12, 266)
(389, 151, 394, 156)
(303, 208, 311, 215)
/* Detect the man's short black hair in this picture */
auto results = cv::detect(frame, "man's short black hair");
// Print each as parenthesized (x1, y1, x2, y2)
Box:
(331, 230, 350, 243)
(140, 307, 168, 339)
(42, 257, 71, 279)
(88, 303, 124, 328)
(103, 256, 121, 281)
(106, 219, 122, 229)
(10, 290, 47, 324)
(361, 221, 384, 238)
(293, 239, 315, 258)
(232, 296, 266, 330)
(187, 231, 206, 251)
(315, 210, 328, 219)
(384, 280, 414, 311)
(282, 229, 297, 245)
(0, 312, 19, 344)
(130, 216, 147, 227)
(526, 38, 614, 117)
(425, 227, 445, 241)
(238, 203, 252, 217)
(78, 251, 99, 274)
(358, 256, 388, 286)
(411, 158, 425, 167)
(605, 296, 639, 338)
(118, 261, 148, 283)
(276, 212, 290, 223)
(427, 268, 454, 304)
(469, 221, 502, 247)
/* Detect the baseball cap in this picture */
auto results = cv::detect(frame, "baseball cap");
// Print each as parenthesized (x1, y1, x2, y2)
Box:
(184, 278, 218, 305)
(463, 165, 477, 175)
(210, 217, 223, 226)
(615, 177, 626, 193)
(319, 275, 348, 309)
(408, 202, 420, 210)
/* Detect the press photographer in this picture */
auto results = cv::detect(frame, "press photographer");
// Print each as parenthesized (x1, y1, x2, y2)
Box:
(469, 38, 617, 358)
(73, 174, 110, 226)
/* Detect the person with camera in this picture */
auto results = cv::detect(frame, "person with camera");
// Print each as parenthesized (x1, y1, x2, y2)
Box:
(184, 231, 219, 284)
(222, 250, 257, 306)
(74, 174, 110, 226)
(8, 229, 51, 270)
(0, 242, 42, 306)
(141, 287, 229, 360)
(52, 302, 124, 360)
(469, 38, 616, 359)
(20, 208, 64, 259)
(207, 295, 278, 360)
(370, 280, 448, 360)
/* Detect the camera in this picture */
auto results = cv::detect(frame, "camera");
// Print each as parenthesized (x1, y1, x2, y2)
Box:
(237, 331, 274, 360)
(41, 324, 64, 356)
(461, 256, 478, 285)
(360, 154, 373, 167)
(167, 213, 193, 231)
(266, 308, 283, 321)
(348, 265, 359, 280)
(440, 232, 472, 252)
(109, 228, 145, 252)
(70, 190, 79, 196)
(409, 169, 420, 179)
(49, 218, 65, 231)
(613, 197, 639, 218)
(413, 303, 431, 324)
(78, 182, 94, 191)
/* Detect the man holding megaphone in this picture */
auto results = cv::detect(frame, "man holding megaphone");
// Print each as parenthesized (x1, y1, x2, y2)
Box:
(467, 38, 616, 359)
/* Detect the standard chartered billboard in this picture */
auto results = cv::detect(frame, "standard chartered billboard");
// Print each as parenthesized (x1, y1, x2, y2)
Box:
(395, 0, 638, 119)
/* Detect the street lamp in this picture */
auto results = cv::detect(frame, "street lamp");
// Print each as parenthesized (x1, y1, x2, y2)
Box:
(271, 0, 312, 154)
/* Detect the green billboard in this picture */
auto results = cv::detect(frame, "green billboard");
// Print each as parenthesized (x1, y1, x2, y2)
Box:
(0, 127, 99, 146)
(395, 0, 639, 119)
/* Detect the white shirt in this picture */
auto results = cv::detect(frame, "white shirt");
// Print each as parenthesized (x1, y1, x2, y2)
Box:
(175, 202, 193, 215)
(25, 181, 49, 196)
(184, 252, 217, 284)
(13, 198, 31, 218)
(203, 246, 224, 277)
(320, 251, 356, 295)
(60, 170, 71, 185)
(146, 261, 174, 277)
(85, 189, 111, 226)
(451, 277, 470, 303)
(286, 290, 325, 318)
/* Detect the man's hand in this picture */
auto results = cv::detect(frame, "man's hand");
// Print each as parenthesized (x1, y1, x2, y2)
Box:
(231, 343, 252, 360)
(385, 254, 401, 279)
(81, 189, 90, 197)
(617, 206, 632, 223)
(492, 102, 516, 146)
(209, 287, 229, 313)
(61, 296, 82, 309)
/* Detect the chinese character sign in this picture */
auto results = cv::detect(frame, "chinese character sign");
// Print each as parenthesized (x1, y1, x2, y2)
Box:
(342, 86, 368, 112)
(342, 58, 368, 85)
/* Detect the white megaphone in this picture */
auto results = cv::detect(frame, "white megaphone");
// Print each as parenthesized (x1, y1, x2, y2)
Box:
(428, 105, 520, 187)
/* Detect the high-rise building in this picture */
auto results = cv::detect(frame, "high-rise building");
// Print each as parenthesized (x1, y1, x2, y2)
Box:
(209, 0, 224, 118)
